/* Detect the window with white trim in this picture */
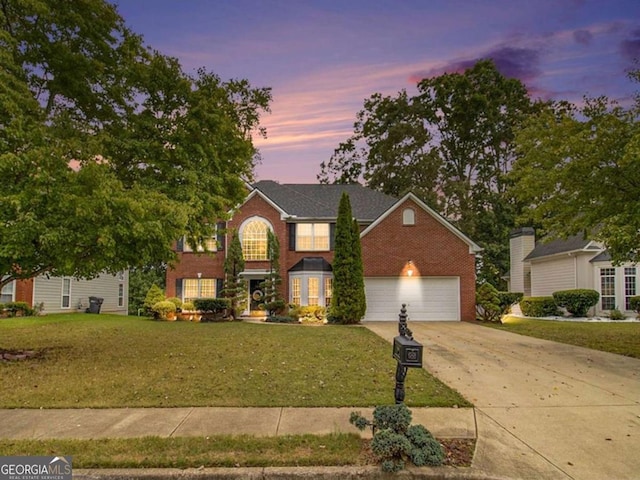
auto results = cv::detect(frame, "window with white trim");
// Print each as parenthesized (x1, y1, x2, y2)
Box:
(308, 277, 319, 306)
(600, 268, 616, 310)
(402, 208, 415, 225)
(183, 278, 216, 302)
(324, 277, 333, 306)
(296, 223, 329, 251)
(62, 278, 71, 309)
(118, 283, 124, 307)
(241, 219, 270, 260)
(289, 272, 333, 307)
(291, 278, 301, 305)
(1, 278, 15, 303)
(624, 267, 636, 311)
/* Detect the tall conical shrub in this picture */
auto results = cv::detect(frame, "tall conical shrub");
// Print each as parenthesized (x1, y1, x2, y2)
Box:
(329, 192, 364, 324)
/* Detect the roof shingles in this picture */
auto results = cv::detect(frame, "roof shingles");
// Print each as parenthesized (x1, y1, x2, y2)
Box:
(252, 181, 397, 221)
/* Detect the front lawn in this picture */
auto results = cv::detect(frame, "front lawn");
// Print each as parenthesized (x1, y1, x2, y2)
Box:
(0, 314, 469, 408)
(490, 316, 640, 358)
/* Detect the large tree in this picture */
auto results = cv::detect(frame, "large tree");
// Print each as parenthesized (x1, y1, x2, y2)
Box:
(511, 74, 640, 264)
(319, 60, 536, 286)
(0, 0, 271, 290)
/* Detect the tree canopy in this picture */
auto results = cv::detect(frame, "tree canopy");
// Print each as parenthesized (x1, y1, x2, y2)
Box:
(319, 60, 536, 286)
(511, 72, 640, 265)
(0, 0, 271, 289)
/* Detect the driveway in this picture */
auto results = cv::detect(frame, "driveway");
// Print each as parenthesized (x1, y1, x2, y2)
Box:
(364, 321, 640, 480)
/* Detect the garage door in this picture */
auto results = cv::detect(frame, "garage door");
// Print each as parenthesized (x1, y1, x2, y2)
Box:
(363, 277, 460, 321)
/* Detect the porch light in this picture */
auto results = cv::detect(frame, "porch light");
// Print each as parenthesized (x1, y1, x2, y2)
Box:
(407, 261, 413, 277)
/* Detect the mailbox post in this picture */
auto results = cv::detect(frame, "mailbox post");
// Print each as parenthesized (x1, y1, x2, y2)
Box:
(392, 304, 423, 404)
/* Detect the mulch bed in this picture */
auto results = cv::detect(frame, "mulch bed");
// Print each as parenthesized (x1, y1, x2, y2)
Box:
(360, 438, 476, 468)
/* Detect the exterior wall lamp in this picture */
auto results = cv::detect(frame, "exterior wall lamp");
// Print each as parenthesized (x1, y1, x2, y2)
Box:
(407, 260, 414, 277)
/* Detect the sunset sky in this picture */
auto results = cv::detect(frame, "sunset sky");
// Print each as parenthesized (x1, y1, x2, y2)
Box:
(116, 0, 640, 183)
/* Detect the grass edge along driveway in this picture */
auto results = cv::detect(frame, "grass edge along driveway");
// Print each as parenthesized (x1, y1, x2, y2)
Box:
(0, 314, 470, 408)
(488, 315, 640, 358)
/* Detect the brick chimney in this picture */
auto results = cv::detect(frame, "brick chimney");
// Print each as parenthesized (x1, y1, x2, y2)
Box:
(509, 228, 535, 296)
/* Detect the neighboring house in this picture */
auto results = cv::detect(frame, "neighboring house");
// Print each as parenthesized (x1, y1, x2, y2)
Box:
(509, 228, 638, 315)
(1, 272, 129, 315)
(166, 181, 482, 321)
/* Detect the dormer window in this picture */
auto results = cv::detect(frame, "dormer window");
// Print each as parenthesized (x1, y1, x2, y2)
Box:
(402, 208, 415, 226)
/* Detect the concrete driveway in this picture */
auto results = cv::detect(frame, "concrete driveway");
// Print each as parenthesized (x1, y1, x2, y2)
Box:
(364, 321, 640, 480)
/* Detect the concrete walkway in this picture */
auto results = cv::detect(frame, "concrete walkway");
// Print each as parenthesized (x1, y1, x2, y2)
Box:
(364, 321, 640, 480)
(0, 406, 474, 440)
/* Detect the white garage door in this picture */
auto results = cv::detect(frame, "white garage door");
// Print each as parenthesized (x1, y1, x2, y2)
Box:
(363, 277, 460, 321)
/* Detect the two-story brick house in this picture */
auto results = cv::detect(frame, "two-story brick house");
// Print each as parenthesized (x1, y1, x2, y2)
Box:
(166, 181, 481, 321)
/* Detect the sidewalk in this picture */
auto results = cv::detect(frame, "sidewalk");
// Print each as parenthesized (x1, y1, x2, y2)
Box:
(0, 406, 476, 440)
(0, 406, 488, 480)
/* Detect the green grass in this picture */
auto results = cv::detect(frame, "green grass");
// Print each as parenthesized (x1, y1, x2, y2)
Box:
(0, 434, 363, 468)
(489, 315, 640, 358)
(0, 314, 469, 408)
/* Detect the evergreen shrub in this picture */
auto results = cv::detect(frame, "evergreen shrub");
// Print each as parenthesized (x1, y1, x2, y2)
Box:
(349, 404, 444, 472)
(497, 292, 524, 313)
(519, 297, 559, 317)
(552, 289, 599, 317)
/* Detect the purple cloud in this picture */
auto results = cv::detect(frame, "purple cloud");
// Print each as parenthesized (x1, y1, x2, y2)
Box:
(410, 46, 542, 85)
(619, 28, 640, 62)
(573, 29, 593, 45)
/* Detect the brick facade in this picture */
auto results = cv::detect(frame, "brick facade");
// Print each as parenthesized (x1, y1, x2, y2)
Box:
(166, 188, 478, 321)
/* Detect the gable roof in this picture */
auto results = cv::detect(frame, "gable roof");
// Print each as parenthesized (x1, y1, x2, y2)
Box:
(524, 232, 602, 261)
(361, 192, 482, 254)
(252, 180, 397, 221)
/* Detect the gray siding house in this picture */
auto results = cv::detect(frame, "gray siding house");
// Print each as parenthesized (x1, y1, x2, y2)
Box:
(509, 228, 638, 316)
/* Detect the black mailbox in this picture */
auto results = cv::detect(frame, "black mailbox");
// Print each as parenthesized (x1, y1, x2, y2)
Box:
(393, 335, 423, 368)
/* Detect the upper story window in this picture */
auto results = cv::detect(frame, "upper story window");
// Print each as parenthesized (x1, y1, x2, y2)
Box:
(402, 208, 415, 226)
(241, 217, 271, 260)
(296, 223, 330, 251)
(184, 236, 217, 252)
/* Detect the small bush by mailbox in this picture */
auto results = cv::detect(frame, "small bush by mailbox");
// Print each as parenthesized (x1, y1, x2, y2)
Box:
(393, 335, 423, 368)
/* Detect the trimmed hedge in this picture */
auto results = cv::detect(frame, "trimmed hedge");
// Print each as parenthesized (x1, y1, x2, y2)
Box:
(498, 292, 523, 313)
(552, 289, 599, 317)
(2, 301, 35, 317)
(193, 298, 230, 313)
(519, 297, 559, 317)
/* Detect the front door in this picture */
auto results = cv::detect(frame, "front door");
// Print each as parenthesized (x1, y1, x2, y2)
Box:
(249, 279, 264, 314)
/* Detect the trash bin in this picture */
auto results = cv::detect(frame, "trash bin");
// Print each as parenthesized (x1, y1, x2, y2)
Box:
(88, 296, 104, 314)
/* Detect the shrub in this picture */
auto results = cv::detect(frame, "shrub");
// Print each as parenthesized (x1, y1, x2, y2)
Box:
(166, 297, 183, 310)
(608, 308, 626, 320)
(629, 296, 640, 318)
(519, 297, 559, 317)
(475, 283, 502, 322)
(349, 404, 444, 472)
(3, 301, 35, 317)
(290, 305, 327, 323)
(151, 300, 176, 320)
(552, 289, 599, 317)
(497, 292, 524, 314)
(194, 298, 231, 321)
(193, 298, 230, 313)
(143, 285, 165, 314)
(181, 301, 195, 311)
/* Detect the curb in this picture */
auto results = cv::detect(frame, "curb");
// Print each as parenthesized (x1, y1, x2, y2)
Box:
(74, 466, 511, 480)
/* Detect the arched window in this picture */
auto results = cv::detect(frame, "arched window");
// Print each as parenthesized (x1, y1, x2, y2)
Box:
(241, 218, 270, 260)
(402, 208, 415, 226)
